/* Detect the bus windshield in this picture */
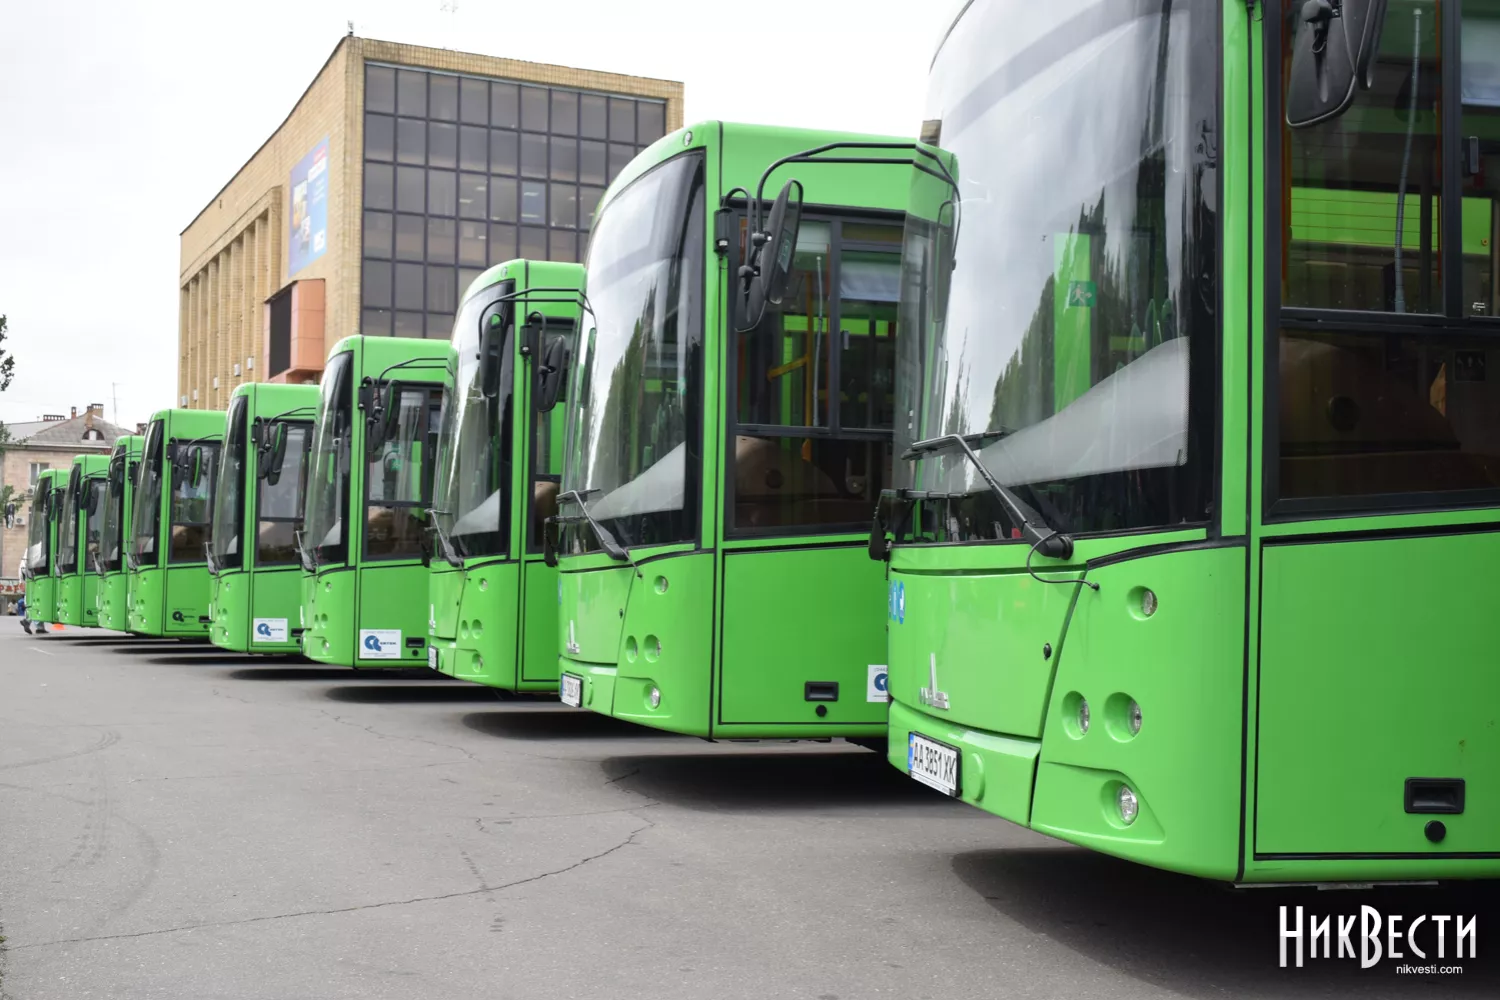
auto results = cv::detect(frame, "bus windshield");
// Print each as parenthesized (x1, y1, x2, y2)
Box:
(131, 420, 165, 566)
(563, 152, 705, 548)
(211, 396, 249, 571)
(898, 0, 1217, 538)
(303, 352, 354, 566)
(433, 284, 515, 560)
(26, 479, 51, 573)
(101, 455, 125, 574)
(57, 466, 82, 574)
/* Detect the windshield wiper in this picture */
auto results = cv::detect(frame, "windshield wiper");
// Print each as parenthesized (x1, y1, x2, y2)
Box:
(424, 509, 463, 568)
(555, 489, 632, 563)
(902, 432, 1074, 559)
(294, 528, 318, 574)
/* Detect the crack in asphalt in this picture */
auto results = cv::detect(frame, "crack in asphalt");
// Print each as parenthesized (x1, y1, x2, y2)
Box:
(12, 816, 655, 951)
(317, 709, 482, 765)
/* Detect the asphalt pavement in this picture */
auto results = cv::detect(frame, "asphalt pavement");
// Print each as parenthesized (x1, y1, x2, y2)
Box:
(0, 626, 1494, 999)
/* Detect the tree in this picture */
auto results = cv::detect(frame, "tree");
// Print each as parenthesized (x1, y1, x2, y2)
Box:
(0, 315, 13, 391)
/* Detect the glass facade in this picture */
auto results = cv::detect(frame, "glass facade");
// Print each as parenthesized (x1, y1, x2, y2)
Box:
(360, 63, 666, 339)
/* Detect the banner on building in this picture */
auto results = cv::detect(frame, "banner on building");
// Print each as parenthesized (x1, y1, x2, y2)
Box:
(289, 137, 330, 275)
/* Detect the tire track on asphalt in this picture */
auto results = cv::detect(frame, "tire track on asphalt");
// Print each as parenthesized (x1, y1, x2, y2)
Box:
(0, 729, 120, 772)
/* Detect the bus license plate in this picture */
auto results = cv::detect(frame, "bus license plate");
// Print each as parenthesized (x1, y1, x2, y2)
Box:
(908, 732, 960, 796)
(560, 673, 583, 708)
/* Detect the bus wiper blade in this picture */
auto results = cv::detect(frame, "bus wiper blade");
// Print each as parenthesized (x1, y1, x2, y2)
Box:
(294, 529, 318, 574)
(556, 489, 630, 563)
(424, 509, 463, 568)
(900, 428, 1014, 461)
(901, 432, 1074, 560)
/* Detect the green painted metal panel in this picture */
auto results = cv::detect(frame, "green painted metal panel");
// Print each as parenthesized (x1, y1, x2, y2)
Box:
(1032, 547, 1245, 881)
(718, 546, 887, 727)
(1256, 534, 1500, 856)
(518, 561, 560, 686)
(447, 562, 522, 686)
(888, 568, 1071, 738)
(604, 551, 716, 736)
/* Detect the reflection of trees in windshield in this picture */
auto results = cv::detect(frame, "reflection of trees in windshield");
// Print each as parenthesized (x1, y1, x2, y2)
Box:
(902, 0, 1216, 539)
(985, 187, 1179, 434)
(565, 152, 702, 549)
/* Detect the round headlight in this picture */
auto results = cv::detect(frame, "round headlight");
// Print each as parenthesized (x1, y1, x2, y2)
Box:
(649, 686, 661, 709)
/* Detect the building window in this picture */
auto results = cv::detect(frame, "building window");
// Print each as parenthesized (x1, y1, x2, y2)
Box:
(360, 64, 665, 338)
(28, 462, 49, 487)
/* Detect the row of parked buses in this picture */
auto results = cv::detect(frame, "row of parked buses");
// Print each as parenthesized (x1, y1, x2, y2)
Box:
(22, 0, 1500, 886)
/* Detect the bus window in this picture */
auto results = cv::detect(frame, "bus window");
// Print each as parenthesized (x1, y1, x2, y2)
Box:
(730, 216, 894, 533)
(365, 385, 441, 559)
(529, 319, 573, 551)
(1461, 8, 1499, 318)
(1278, 329, 1500, 500)
(1282, 0, 1443, 314)
(84, 479, 105, 572)
(170, 443, 218, 563)
(259, 423, 310, 565)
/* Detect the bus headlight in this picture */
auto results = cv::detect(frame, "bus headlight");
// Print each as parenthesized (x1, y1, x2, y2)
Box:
(1117, 785, 1138, 825)
(649, 686, 661, 709)
(1128, 700, 1142, 736)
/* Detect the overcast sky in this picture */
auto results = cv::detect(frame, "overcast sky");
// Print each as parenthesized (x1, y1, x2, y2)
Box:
(0, 0, 954, 429)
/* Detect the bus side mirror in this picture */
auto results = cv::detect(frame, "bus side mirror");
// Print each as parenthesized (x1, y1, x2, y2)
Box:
(264, 423, 289, 486)
(85, 484, 100, 516)
(535, 335, 568, 412)
(542, 517, 560, 568)
(369, 380, 404, 457)
(867, 512, 888, 562)
(739, 178, 803, 332)
(481, 312, 507, 399)
(1287, 0, 1388, 128)
(189, 447, 205, 489)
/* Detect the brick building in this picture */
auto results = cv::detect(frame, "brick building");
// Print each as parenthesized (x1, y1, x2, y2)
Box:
(1, 405, 131, 585)
(178, 33, 684, 409)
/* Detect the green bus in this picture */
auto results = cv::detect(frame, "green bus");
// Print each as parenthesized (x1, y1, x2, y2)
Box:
(299, 336, 447, 667)
(95, 435, 143, 631)
(554, 122, 909, 738)
(127, 408, 224, 637)
(54, 454, 110, 627)
(22, 468, 66, 627)
(879, 0, 1500, 882)
(427, 260, 582, 690)
(207, 382, 319, 655)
